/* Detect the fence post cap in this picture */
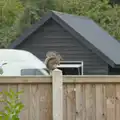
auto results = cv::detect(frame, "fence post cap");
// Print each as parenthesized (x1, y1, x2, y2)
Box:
(52, 68, 63, 76)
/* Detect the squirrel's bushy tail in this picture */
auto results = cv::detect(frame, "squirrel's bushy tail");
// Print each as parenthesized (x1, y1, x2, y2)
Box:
(44, 51, 63, 71)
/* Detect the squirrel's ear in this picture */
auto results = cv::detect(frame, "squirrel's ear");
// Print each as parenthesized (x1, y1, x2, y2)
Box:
(46, 51, 57, 57)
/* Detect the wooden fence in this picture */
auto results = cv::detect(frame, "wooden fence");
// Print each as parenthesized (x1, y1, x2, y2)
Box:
(0, 69, 120, 120)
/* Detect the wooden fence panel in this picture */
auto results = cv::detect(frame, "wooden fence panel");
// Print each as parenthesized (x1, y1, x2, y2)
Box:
(0, 77, 52, 120)
(0, 84, 9, 111)
(116, 84, 120, 120)
(18, 84, 30, 120)
(0, 74, 120, 120)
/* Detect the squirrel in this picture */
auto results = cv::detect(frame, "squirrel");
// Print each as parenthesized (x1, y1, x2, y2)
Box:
(44, 51, 63, 72)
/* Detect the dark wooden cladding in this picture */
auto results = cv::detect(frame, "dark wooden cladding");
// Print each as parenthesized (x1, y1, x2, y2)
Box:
(16, 19, 108, 75)
(110, 0, 120, 4)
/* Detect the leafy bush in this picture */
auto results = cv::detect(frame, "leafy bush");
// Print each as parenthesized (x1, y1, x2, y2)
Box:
(0, 0, 25, 48)
(0, 89, 24, 120)
(1, 0, 120, 48)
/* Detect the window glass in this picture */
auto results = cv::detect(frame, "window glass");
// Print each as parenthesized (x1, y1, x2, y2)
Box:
(21, 69, 49, 75)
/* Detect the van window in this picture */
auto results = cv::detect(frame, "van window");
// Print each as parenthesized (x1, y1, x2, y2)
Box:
(21, 69, 49, 75)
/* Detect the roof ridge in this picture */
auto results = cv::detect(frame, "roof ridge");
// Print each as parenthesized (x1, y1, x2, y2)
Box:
(51, 10, 90, 20)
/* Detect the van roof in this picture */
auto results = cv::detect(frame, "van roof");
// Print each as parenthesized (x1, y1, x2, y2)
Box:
(0, 49, 42, 62)
(0, 49, 46, 68)
(2, 62, 46, 69)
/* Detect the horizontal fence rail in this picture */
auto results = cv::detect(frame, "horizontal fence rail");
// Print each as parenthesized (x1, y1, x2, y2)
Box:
(0, 69, 120, 120)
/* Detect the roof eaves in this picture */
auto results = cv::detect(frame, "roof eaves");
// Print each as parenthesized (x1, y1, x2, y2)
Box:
(113, 64, 120, 68)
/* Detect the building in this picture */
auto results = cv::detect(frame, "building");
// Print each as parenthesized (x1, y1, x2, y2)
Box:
(111, 0, 120, 4)
(8, 11, 120, 75)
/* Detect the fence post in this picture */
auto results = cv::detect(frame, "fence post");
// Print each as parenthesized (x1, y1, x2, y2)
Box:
(52, 69, 63, 120)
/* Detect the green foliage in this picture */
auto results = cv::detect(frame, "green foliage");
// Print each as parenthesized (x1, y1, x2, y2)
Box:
(0, 0, 24, 25)
(0, 0, 24, 48)
(0, 0, 40, 48)
(0, 0, 120, 48)
(0, 89, 24, 120)
(0, 68, 3, 75)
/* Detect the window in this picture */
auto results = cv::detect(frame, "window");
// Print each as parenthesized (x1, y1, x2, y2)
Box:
(21, 68, 49, 76)
(57, 61, 83, 75)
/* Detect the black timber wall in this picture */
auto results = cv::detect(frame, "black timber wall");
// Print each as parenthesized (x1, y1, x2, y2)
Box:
(16, 19, 108, 75)
(108, 65, 120, 75)
(110, 0, 120, 4)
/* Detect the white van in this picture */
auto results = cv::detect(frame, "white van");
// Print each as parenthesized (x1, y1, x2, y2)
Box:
(0, 49, 49, 76)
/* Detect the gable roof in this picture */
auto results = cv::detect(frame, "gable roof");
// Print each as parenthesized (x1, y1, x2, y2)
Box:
(8, 11, 120, 68)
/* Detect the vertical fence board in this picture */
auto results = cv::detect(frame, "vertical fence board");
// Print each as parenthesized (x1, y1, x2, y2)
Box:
(96, 84, 104, 120)
(85, 84, 96, 120)
(29, 84, 40, 120)
(82, 85, 86, 120)
(38, 84, 52, 120)
(0, 84, 8, 111)
(8, 84, 18, 92)
(116, 84, 120, 120)
(92, 84, 96, 120)
(106, 84, 116, 120)
(103, 85, 107, 120)
(63, 84, 67, 120)
(75, 84, 84, 120)
(18, 84, 30, 120)
(66, 84, 76, 120)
